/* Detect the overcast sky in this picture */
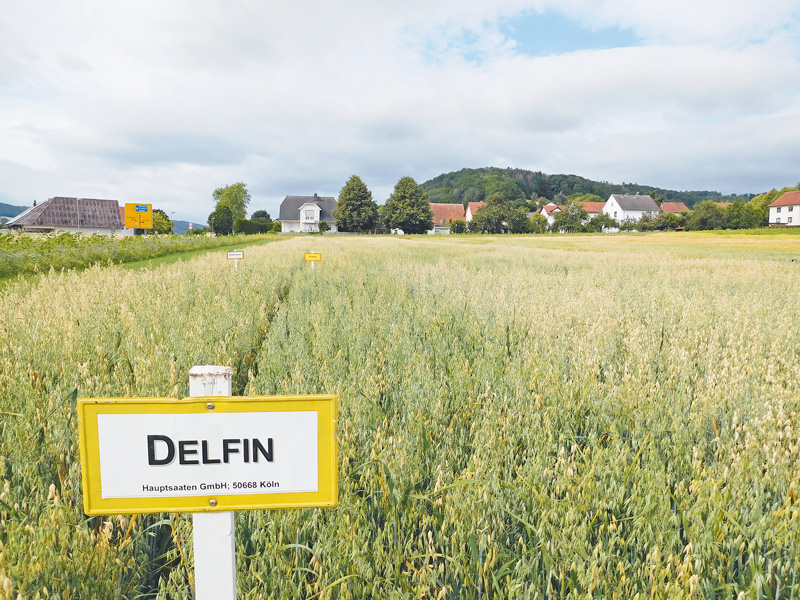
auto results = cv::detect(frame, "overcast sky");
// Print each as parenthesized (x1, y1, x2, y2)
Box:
(2, 1, 799, 222)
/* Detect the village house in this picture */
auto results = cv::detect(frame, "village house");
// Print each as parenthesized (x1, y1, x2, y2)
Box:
(769, 191, 800, 226)
(465, 202, 485, 223)
(428, 203, 466, 234)
(602, 194, 660, 229)
(5, 196, 129, 236)
(279, 194, 338, 233)
(575, 201, 607, 220)
(539, 203, 564, 227)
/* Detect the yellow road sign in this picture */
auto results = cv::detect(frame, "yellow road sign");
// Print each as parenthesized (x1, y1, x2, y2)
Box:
(125, 203, 153, 229)
(304, 252, 321, 262)
(227, 250, 244, 260)
(78, 395, 337, 515)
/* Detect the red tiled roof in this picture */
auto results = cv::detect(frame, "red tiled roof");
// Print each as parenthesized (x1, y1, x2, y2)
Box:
(466, 201, 485, 216)
(770, 191, 800, 207)
(541, 204, 564, 216)
(576, 201, 606, 214)
(430, 203, 465, 226)
(660, 202, 689, 213)
(716, 202, 731, 208)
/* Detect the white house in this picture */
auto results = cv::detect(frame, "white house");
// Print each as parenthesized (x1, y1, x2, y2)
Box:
(769, 191, 800, 227)
(465, 202, 485, 223)
(576, 201, 607, 221)
(603, 194, 660, 229)
(5, 196, 130, 236)
(279, 194, 338, 233)
(539, 203, 564, 227)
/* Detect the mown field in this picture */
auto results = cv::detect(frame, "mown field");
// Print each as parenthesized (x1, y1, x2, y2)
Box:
(1, 233, 799, 599)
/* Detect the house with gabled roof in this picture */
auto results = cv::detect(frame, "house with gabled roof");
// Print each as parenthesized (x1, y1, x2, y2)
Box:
(539, 203, 564, 227)
(769, 191, 800, 226)
(575, 201, 606, 220)
(5, 196, 128, 235)
(602, 194, 660, 230)
(279, 194, 338, 233)
(428, 203, 465, 234)
(465, 202, 485, 223)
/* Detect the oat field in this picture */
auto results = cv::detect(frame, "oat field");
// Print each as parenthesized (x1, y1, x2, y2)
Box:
(1, 233, 799, 599)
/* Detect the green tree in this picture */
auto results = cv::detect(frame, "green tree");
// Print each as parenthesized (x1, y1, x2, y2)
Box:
(450, 219, 467, 234)
(636, 214, 657, 231)
(686, 200, 725, 230)
(529, 213, 549, 234)
(208, 204, 234, 235)
(250, 210, 272, 224)
(318, 220, 331, 233)
(653, 212, 684, 231)
(151, 209, 173, 234)
(551, 203, 588, 233)
(724, 200, 761, 229)
(468, 194, 530, 233)
(384, 177, 433, 234)
(585, 212, 617, 232)
(213, 182, 250, 221)
(334, 175, 378, 232)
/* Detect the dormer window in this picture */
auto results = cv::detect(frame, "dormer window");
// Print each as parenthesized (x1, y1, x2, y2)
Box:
(305, 210, 315, 220)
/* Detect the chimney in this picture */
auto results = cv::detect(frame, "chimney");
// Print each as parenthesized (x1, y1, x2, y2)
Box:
(314, 193, 318, 201)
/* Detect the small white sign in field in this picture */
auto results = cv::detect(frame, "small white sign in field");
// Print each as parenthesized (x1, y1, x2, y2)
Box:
(226, 250, 244, 260)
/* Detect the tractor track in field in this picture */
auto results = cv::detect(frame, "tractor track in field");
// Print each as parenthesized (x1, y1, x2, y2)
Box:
(231, 270, 295, 396)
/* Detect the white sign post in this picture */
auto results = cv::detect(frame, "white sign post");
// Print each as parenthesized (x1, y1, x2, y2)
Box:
(77, 369, 337, 599)
(227, 250, 244, 270)
(189, 366, 237, 600)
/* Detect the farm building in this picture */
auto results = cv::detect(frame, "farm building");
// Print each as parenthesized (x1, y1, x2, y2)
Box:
(279, 194, 338, 233)
(5, 197, 129, 236)
(428, 203, 466, 234)
(769, 191, 800, 226)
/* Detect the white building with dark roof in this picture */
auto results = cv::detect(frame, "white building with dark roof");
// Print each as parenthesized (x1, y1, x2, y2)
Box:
(5, 197, 129, 236)
(279, 194, 338, 233)
(603, 194, 660, 229)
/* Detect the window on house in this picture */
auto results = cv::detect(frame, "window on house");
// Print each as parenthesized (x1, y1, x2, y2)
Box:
(305, 210, 315, 220)
(790, 206, 794, 211)
(614, 211, 617, 218)
(777, 207, 781, 212)
(789, 217, 793, 223)
(776, 218, 781, 223)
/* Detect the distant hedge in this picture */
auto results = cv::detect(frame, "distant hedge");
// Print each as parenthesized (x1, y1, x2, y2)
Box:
(234, 218, 276, 234)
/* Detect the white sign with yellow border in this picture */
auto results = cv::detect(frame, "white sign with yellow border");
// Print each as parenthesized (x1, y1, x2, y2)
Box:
(78, 395, 337, 515)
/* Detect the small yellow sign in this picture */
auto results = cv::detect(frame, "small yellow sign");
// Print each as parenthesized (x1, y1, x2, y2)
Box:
(304, 253, 322, 262)
(78, 395, 337, 515)
(124, 203, 153, 229)
(227, 250, 244, 260)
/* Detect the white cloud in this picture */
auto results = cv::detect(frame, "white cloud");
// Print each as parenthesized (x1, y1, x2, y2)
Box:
(0, 0, 798, 220)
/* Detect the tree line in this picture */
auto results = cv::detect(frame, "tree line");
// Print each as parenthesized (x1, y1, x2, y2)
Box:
(194, 178, 798, 236)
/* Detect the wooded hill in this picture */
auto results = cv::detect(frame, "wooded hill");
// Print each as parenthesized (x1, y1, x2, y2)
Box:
(0, 202, 27, 218)
(422, 167, 752, 209)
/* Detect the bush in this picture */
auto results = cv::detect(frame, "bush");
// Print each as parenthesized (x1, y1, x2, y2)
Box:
(234, 218, 272, 235)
